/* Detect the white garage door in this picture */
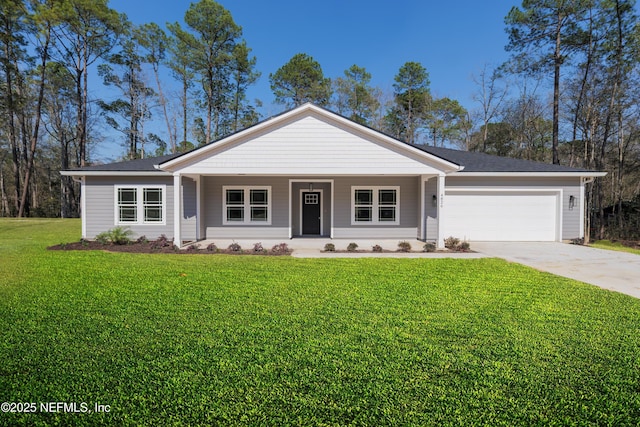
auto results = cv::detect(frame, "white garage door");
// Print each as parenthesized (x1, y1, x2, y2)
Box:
(443, 191, 559, 241)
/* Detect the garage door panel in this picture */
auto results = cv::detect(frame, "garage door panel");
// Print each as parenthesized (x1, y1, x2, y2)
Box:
(444, 192, 558, 241)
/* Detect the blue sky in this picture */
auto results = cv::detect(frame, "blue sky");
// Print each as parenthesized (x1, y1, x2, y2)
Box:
(111, 0, 516, 108)
(98, 0, 520, 158)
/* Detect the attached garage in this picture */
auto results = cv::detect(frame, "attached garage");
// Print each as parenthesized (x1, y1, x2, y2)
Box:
(443, 190, 560, 241)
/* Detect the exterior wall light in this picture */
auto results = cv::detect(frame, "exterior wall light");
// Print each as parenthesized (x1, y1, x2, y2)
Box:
(432, 194, 437, 207)
(569, 195, 575, 210)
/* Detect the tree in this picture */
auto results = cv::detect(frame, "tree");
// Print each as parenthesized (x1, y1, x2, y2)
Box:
(269, 53, 331, 107)
(426, 97, 469, 147)
(387, 61, 432, 144)
(505, 0, 590, 164)
(471, 64, 509, 152)
(98, 26, 156, 160)
(50, 0, 124, 167)
(175, 0, 242, 144)
(135, 22, 175, 153)
(332, 64, 380, 125)
(228, 41, 260, 133)
(166, 22, 194, 152)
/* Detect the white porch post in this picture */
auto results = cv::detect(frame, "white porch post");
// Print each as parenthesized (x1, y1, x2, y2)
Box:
(436, 173, 446, 249)
(173, 173, 182, 247)
(195, 176, 201, 240)
(420, 175, 426, 240)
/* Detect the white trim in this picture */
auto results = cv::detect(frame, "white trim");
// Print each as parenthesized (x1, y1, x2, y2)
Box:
(436, 175, 446, 249)
(173, 174, 181, 247)
(222, 186, 272, 225)
(579, 181, 586, 239)
(351, 186, 400, 226)
(289, 179, 334, 239)
(80, 177, 86, 238)
(299, 188, 323, 236)
(159, 104, 462, 173)
(451, 171, 607, 177)
(420, 175, 426, 240)
(61, 171, 172, 177)
(444, 187, 563, 242)
(113, 185, 167, 226)
(195, 176, 201, 240)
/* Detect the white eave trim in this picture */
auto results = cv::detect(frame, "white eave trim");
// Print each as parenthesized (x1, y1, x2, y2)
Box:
(452, 171, 607, 177)
(60, 171, 173, 177)
(158, 103, 463, 173)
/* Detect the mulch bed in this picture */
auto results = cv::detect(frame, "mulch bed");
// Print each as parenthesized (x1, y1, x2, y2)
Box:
(47, 240, 291, 255)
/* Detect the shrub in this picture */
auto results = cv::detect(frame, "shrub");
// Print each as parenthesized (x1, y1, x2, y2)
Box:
(154, 235, 171, 248)
(271, 243, 290, 254)
(397, 241, 412, 252)
(80, 238, 89, 247)
(95, 232, 110, 245)
(444, 236, 460, 249)
(372, 244, 383, 252)
(228, 243, 242, 252)
(253, 242, 265, 253)
(186, 244, 199, 252)
(95, 226, 133, 245)
(458, 241, 471, 252)
(423, 242, 436, 252)
(570, 237, 585, 245)
(324, 243, 335, 252)
(347, 242, 358, 252)
(136, 235, 149, 244)
(206, 243, 218, 252)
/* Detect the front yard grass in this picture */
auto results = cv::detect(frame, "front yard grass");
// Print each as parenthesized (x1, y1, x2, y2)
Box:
(590, 239, 640, 255)
(1, 219, 639, 425)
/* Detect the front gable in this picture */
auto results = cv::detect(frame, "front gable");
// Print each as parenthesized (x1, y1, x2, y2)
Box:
(160, 104, 460, 176)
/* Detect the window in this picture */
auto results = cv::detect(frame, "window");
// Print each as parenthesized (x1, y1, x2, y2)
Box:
(351, 186, 399, 225)
(223, 186, 271, 225)
(115, 186, 165, 225)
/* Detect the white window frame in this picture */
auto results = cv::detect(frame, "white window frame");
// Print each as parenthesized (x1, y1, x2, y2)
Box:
(114, 185, 166, 225)
(222, 186, 272, 225)
(351, 186, 400, 225)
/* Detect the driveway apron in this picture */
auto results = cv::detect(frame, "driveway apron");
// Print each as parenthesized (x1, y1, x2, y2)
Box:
(473, 242, 640, 299)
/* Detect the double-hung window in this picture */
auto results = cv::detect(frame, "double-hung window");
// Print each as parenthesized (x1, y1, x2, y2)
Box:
(115, 185, 166, 225)
(223, 186, 271, 225)
(352, 186, 399, 225)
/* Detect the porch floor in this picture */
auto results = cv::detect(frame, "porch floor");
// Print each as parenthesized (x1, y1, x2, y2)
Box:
(191, 238, 488, 258)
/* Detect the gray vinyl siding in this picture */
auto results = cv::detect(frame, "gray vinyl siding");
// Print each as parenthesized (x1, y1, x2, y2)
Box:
(84, 176, 174, 240)
(446, 176, 583, 239)
(181, 177, 197, 242)
(425, 178, 438, 241)
(203, 176, 290, 239)
(332, 176, 419, 239)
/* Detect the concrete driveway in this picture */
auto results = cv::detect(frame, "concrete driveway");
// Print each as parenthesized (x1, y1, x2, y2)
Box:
(473, 242, 640, 299)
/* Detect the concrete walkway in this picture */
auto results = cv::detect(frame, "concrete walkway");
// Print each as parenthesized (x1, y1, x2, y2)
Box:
(473, 242, 640, 299)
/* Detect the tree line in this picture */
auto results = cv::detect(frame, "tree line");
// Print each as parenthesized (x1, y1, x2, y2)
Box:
(1, 0, 639, 241)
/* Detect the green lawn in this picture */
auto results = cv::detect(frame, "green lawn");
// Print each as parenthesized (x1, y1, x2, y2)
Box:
(1, 219, 639, 426)
(590, 239, 640, 255)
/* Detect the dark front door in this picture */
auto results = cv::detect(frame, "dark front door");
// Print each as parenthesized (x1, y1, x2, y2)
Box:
(302, 191, 321, 235)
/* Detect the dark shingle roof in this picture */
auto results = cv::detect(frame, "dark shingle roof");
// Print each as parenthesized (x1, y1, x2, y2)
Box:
(67, 153, 182, 172)
(412, 145, 594, 173)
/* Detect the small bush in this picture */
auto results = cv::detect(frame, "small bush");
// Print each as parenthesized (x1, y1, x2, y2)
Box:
(397, 241, 412, 252)
(206, 243, 218, 252)
(136, 235, 148, 244)
(80, 238, 89, 247)
(372, 244, 383, 252)
(444, 236, 460, 249)
(95, 231, 110, 245)
(347, 242, 358, 252)
(153, 234, 171, 248)
(458, 241, 471, 252)
(186, 244, 199, 252)
(324, 243, 335, 252)
(423, 242, 436, 252)
(253, 242, 265, 253)
(271, 243, 290, 254)
(228, 242, 242, 252)
(570, 237, 585, 245)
